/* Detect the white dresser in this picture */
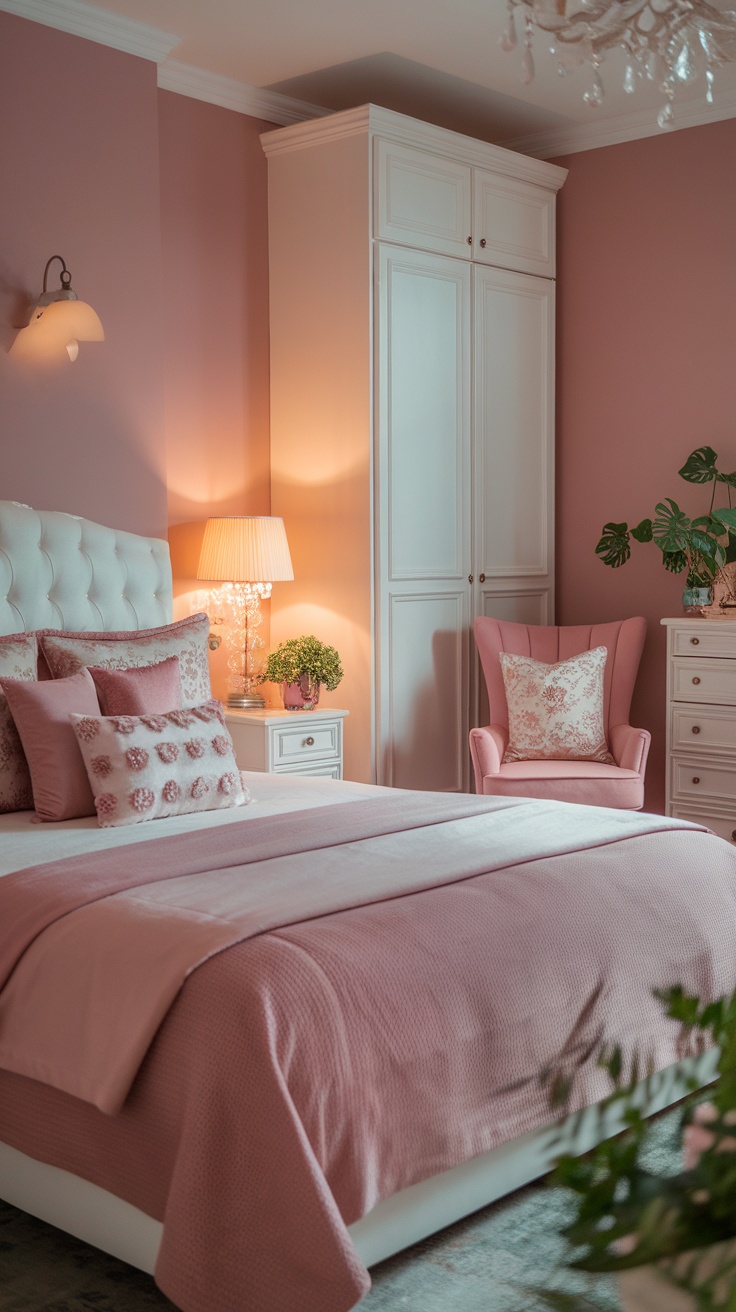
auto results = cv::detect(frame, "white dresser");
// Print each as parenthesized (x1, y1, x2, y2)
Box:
(661, 618, 736, 845)
(225, 707, 348, 779)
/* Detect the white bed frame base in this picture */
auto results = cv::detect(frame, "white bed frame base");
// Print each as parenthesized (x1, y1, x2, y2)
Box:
(0, 1050, 717, 1285)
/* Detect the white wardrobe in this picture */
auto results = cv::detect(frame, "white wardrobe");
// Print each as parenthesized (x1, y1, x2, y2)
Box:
(262, 106, 566, 790)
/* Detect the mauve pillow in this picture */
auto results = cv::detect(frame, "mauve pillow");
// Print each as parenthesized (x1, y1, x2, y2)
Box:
(70, 700, 249, 828)
(500, 645, 613, 764)
(39, 613, 211, 709)
(88, 656, 183, 716)
(1, 667, 100, 821)
(0, 633, 37, 813)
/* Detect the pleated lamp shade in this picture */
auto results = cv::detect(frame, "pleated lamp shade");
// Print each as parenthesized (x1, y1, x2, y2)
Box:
(197, 517, 294, 584)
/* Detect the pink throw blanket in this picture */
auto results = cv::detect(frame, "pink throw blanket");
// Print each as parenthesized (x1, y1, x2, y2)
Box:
(0, 794, 692, 1112)
(1, 795, 736, 1312)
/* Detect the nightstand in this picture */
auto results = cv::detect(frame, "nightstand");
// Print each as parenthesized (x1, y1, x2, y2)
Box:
(225, 707, 349, 778)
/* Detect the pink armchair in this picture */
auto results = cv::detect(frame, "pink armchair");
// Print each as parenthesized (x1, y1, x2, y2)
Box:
(469, 617, 651, 809)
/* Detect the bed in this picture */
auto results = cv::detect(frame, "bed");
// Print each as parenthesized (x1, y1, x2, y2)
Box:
(1, 499, 735, 1312)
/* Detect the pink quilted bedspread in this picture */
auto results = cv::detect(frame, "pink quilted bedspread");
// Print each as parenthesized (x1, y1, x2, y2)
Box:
(1, 793, 736, 1312)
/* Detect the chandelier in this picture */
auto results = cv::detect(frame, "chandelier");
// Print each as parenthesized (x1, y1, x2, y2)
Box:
(500, 0, 736, 128)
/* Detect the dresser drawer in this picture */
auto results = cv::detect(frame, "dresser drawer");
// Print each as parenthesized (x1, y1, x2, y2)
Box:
(671, 703, 736, 753)
(670, 805, 736, 845)
(671, 625, 736, 659)
(275, 761, 342, 779)
(671, 755, 736, 808)
(271, 719, 342, 767)
(672, 657, 736, 705)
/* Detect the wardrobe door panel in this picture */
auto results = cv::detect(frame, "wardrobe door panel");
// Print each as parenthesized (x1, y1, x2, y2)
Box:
(375, 139, 472, 259)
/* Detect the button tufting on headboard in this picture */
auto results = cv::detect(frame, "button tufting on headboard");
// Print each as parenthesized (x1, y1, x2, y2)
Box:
(0, 502, 173, 636)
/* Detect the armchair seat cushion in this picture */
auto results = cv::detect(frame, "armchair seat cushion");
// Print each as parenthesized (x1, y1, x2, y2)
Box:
(478, 761, 644, 810)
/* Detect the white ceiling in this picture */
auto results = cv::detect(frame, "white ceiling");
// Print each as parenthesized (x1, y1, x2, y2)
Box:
(5, 0, 736, 156)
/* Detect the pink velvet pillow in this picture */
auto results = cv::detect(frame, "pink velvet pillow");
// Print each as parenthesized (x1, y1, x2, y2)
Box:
(0, 632, 37, 813)
(39, 613, 211, 709)
(88, 656, 182, 716)
(500, 646, 614, 764)
(1, 667, 100, 821)
(71, 700, 249, 828)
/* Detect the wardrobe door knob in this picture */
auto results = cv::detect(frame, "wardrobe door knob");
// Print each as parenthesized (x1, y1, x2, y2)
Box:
(479, 238, 487, 248)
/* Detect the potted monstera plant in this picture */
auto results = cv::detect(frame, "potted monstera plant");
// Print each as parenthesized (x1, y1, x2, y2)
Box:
(595, 447, 736, 611)
(262, 634, 344, 710)
(536, 986, 736, 1312)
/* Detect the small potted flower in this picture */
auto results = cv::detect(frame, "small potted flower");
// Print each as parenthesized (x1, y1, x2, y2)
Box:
(262, 635, 344, 710)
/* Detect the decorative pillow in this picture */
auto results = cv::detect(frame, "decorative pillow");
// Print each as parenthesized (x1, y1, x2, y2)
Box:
(88, 655, 183, 716)
(1, 667, 100, 821)
(500, 646, 614, 764)
(0, 633, 37, 813)
(70, 700, 249, 828)
(39, 613, 211, 709)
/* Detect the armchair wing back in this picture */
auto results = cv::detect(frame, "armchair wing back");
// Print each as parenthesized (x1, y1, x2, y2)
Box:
(471, 616, 651, 809)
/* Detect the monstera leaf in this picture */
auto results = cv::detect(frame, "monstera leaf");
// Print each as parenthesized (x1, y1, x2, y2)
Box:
(651, 500, 692, 554)
(630, 519, 653, 543)
(678, 446, 720, 485)
(663, 550, 687, 574)
(595, 522, 631, 568)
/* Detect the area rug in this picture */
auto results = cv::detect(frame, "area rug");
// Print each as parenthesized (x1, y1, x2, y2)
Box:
(0, 1113, 679, 1312)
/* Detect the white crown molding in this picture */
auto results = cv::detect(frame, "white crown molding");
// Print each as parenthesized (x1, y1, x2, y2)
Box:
(0, 0, 178, 61)
(157, 61, 328, 126)
(500, 88, 736, 160)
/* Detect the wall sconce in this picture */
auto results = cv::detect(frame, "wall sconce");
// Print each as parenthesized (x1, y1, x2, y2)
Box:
(9, 255, 104, 363)
(197, 516, 294, 709)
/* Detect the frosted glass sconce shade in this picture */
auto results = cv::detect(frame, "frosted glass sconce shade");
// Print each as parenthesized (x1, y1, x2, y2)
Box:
(10, 255, 104, 363)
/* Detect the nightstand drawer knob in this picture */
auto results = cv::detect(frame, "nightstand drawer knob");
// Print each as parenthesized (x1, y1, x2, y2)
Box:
(692, 776, 701, 784)
(732, 830, 736, 843)
(692, 676, 701, 685)
(692, 725, 701, 734)
(690, 637, 700, 645)
(303, 736, 315, 747)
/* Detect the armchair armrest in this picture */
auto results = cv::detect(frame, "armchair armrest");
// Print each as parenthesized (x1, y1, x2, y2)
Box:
(609, 723, 651, 776)
(469, 725, 508, 793)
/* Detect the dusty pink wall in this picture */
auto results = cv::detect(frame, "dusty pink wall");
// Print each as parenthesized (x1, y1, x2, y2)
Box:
(553, 121, 736, 811)
(0, 12, 167, 538)
(157, 92, 277, 694)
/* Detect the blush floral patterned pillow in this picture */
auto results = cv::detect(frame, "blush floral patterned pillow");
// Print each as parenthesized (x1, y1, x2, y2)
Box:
(0, 633, 37, 813)
(500, 646, 614, 763)
(70, 699, 250, 828)
(39, 614, 211, 708)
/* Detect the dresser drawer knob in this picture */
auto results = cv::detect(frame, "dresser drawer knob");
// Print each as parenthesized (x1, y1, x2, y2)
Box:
(692, 676, 701, 685)
(691, 725, 701, 734)
(692, 776, 701, 784)
(690, 636, 700, 645)
(302, 736, 315, 747)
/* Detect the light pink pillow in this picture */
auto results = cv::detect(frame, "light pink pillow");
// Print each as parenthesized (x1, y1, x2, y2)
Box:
(70, 700, 249, 828)
(500, 645, 614, 764)
(88, 655, 182, 716)
(39, 613, 210, 709)
(0, 633, 37, 813)
(1, 667, 100, 821)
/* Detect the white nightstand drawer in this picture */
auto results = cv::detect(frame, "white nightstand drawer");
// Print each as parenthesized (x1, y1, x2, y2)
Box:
(671, 755, 736, 808)
(272, 720, 342, 766)
(671, 625, 736, 659)
(671, 703, 736, 753)
(672, 657, 736, 705)
(275, 761, 342, 779)
(670, 805, 736, 845)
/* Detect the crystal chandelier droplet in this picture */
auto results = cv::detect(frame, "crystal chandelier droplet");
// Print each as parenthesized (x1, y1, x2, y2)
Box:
(501, 0, 736, 127)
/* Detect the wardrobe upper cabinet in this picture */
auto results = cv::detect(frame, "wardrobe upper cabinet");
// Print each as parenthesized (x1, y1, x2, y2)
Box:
(375, 137, 556, 277)
(375, 139, 473, 259)
(473, 170, 555, 277)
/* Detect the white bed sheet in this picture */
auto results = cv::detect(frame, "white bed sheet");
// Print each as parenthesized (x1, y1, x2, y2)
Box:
(0, 772, 380, 879)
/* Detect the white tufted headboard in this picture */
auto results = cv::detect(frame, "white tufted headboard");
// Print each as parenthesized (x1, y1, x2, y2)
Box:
(0, 502, 173, 636)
